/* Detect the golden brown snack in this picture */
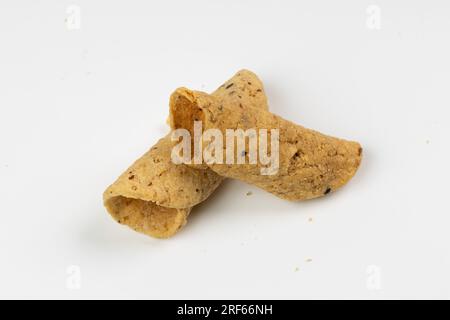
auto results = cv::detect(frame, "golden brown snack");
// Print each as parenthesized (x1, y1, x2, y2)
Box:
(103, 70, 268, 238)
(103, 135, 222, 238)
(169, 88, 362, 201)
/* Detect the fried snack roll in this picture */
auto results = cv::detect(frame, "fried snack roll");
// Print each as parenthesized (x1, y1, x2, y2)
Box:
(169, 88, 362, 201)
(103, 70, 268, 238)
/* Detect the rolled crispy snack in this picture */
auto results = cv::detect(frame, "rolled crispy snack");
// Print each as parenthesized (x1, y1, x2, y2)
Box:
(169, 88, 362, 201)
(103, 70, 268, 238)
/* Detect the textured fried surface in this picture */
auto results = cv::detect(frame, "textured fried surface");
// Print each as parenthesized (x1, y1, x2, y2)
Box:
(170, 88, 362, 201)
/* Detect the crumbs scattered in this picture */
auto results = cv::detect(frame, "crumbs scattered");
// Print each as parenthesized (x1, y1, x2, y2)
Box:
(246, 191, 253, 196)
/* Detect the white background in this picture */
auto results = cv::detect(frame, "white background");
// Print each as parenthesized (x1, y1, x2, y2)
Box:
(1, 0, 449, 299)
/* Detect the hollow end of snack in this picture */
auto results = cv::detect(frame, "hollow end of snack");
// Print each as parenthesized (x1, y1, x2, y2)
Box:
(169, 87, 206, 136)
(103, 194, 189, 239)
